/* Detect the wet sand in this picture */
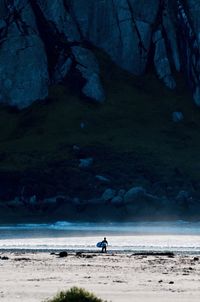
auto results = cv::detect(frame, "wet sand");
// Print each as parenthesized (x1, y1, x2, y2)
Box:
(0, 252, 200, 302)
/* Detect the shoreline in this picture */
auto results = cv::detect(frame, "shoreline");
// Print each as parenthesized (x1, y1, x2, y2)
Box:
(1, 249, 200, 256)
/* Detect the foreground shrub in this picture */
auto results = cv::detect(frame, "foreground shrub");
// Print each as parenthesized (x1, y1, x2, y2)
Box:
(46, 287, 107, 302)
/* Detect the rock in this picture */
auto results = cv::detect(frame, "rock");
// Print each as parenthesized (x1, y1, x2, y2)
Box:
(0, 0, 200, 108)
(71, 46, 105, 103)
(0, 256, 9, 260)
(58, 251, 68, 258)
(82, 72, 105, 103)
(111, 196, 123, 205)
(36, 0, 80, 42)
(6, 198, 24, 208)
(0, 1, 49, 108)
(193, 87, 200, 106)
(1, 0, 200, 109)
(85, 255, 93, 259)
(162, 2, 180, 72)
(176, 191, 190, 202)
(118, 189, 126, 197)
(0, 19, 6, 30)
(177, 0, 200, 105)
(76, 252, 82, 257)
(70, 0, 159, 74)
(56, 196, 67, 205)
(53, 56, 72, 83)
(0, 0, 7, 18)
(133, 252, 174, 257)
(194, 257, 199, 261)
(29, 195, 37, 205)
(43, 197, 60, 205)
(95, 175, 110, 183)
(72, 145, 80, 152)
(124, 187, 146, 204)
(73, 197, 81, 205)
(158, 196, 181, 215)
(102, 189, 116, 201)
(79, 158, 94, 169)
(172, 112, 184, 123)
(153, 29, 176, 89)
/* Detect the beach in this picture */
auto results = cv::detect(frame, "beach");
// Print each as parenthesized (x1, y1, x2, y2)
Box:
(0, 251, 200, 302)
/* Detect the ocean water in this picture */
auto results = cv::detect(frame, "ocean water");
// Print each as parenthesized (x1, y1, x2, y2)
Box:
(0, 221, 200, 253)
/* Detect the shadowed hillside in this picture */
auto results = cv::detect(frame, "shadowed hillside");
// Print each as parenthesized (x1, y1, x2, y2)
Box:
(0, 51, 200, 208)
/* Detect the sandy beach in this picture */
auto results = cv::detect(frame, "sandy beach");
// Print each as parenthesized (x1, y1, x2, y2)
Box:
(0, 252, 200, 302)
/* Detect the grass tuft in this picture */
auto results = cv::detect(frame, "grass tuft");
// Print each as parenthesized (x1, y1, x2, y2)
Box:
(45, 287, 107, 302)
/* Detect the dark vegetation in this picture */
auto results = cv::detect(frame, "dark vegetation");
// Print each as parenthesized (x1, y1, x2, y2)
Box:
(0, 50, 200, 206)
(46, 287, 106, 302)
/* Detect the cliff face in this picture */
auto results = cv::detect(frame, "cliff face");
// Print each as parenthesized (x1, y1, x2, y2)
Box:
(0, 0, 200, 108)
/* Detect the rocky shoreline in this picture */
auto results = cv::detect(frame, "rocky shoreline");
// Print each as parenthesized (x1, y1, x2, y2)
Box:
(1, 180, 200, 223)
(1, 144, 200, 222)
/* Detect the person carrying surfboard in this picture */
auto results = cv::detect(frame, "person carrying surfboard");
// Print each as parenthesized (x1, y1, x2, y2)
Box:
(101, 237, 108, 253)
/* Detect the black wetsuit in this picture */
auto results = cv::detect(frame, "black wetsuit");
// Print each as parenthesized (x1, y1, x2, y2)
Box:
(101, 239, 108, 253)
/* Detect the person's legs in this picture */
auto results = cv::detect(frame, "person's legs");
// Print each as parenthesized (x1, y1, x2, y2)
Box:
(102, 246, 106, 253)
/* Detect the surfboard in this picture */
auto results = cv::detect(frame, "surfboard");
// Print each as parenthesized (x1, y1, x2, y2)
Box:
(96, 242, 107, 248)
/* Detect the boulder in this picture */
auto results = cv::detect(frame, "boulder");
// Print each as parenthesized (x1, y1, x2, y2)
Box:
(59, 251, 68, 258)
(95, 175, 110, 183)
(111, 196, 123, 205)
(124, 186, 146, 204)
(118, 189, 126, 197)
(102, 189, 116, 201)
(172, 112, 184, 123)
(176, 190, 190, 202)
(29, 195, 37, 205)
(79, 158, 94, 169)
(72, 46, 105, 103)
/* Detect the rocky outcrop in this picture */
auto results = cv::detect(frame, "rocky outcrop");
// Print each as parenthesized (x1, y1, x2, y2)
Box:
(70, 0, 160, 75)
(1, 181, 199, 221)
(0, 0, 49, 108)
(1, 0, 200, 107)
(71, 46, 105, 102)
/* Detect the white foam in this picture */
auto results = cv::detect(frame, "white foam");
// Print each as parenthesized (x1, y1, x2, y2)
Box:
(0, 221, 200, 252)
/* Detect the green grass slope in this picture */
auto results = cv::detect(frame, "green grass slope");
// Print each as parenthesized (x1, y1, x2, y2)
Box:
(0, 51, 200, 196)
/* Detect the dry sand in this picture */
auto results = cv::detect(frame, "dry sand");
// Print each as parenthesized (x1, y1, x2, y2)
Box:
(0, 252, 200, 302)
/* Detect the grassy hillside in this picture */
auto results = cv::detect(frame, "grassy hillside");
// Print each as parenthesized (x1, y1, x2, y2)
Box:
(0, 50, 200, 200)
